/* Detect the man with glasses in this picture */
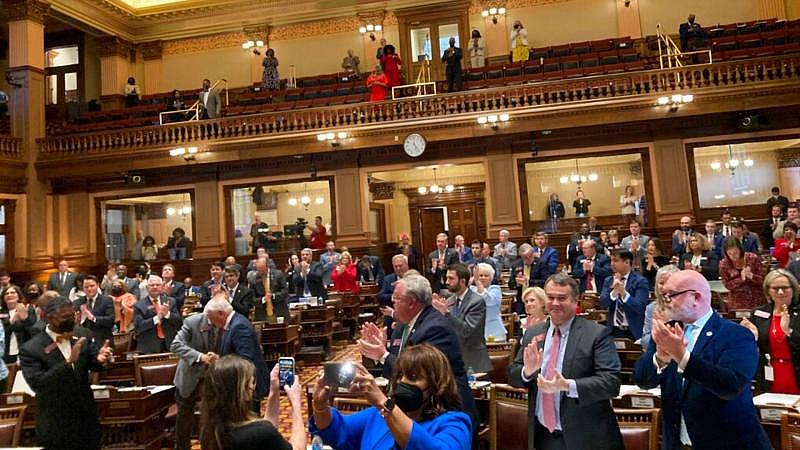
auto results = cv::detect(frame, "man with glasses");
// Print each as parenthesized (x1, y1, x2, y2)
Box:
(509, 273, 624, 450)
(633, 270, 771, 450)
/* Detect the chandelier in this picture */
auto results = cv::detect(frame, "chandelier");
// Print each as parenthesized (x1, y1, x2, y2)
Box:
(288, 184, 324, 209)
(166, 205, 192, 217)
(418, 168, 454, 194)
(559, 160, 598, 186)
(709, 144, 753, 176)
(481, 4, 507, 24)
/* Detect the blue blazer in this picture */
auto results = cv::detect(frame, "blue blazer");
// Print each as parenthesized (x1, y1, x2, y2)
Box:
(633, 313, 771, 450)
(219, 312, 268, 397)
(536, 246, 560, 277)
(310, 406, 471, 450)
(572, 253, 612, 293)
(377, 273, 398, 307)
(598, 271, 649, 339)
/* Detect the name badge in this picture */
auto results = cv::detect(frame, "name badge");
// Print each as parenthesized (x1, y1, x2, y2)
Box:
(6, 395, 23, 405)
(631, 396, 654, 408)
(754, 310, 771, 319)
(765, 365, 775, 381)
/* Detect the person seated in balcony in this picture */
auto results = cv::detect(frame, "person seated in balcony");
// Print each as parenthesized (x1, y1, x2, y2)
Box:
(468, 29, 485, 69)
(261, 48, 280, 91)
(442, 37, 463, 92)
(167, 227, 191, 260)
(510, 20, 528, 63)
(142, 235, 159, 262)
(198, 78, 221, 120)
(679, 14, 707, 51)
(342, 49, 361, 80)
(367, 65, 389, 102)
(124, 77, 140, 107)
(379, 45, 402, 88)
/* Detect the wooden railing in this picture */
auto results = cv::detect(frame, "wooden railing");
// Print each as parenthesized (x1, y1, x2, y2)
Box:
(38, 53, 800, 158)
(0, 135, 23, 160)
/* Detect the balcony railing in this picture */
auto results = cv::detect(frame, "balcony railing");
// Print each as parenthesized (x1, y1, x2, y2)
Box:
(38, 53, 800, 158)
(0, 136, 23, 160)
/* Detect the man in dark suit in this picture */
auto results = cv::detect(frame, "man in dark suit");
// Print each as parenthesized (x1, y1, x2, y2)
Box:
(170, 312, 220, 450)
(206, 293, 268, 412)
(633, 270, 771, 450)
(249, 256, 289, 322)
(161, 263, 185, 311)
(47, 260, 77, 297)
(671, 216, 695, 257)
(702, 219, 724, 259)
(357, 254, 385, 285)
(533, 232, 560, 277)
(731, 221, 759, 254)
(358, 273, 479, 430)
(222, 266, 254, 318)
(427, 232, 459, 294)
(471, 240, 500, 285)
(377, 254, 409, 327)
(19, 296, 113, 450)
(762, 204, 784, 250)
(566, 224, 603, 269)
(572, 240, 612, 294)
(74, 275, 115, 346)
(200, 261, 225, 306)
(134, 275, 182, 354)
(509, 273, 624, 450)
(292, 247, 327, 299)
(432, 263, 491, 373)
(766, 185, 790, 214)
(249, 214, 267, 254)
(599, 249, 649, 340)
(508, 243, 550, 314)
(679, 14, 705, 51)
(442, 36, 463, 92)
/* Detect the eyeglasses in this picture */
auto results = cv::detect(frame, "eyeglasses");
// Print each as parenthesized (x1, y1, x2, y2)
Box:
(663, 289, 697, 303)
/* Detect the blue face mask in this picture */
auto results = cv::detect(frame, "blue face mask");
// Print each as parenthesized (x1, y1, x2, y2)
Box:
(392, 382, 425, 413)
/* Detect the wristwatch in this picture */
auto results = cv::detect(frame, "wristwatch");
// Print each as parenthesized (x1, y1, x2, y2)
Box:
(380, 398, 396, 418)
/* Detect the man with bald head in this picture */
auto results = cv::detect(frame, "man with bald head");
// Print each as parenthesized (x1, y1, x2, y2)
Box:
(633, 270, 770, 450)
(671, 216, 695, 256)
(249, 256, 288, 322)
(426, 233, 459, 294)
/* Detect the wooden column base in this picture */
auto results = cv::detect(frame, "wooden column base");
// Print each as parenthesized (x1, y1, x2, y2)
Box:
(100, 94, 126, 111)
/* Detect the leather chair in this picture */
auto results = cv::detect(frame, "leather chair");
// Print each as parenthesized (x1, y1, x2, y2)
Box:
(490, 385, 528, 450)
(487, 340, 517, 384)
(133, 352, 179, 386)
(0, 406, 26, 447)
(113, 331, 135, 353)
(3, 364, 18, 394)
(615, 408, 660, 450)
(782, 411, 800, 449)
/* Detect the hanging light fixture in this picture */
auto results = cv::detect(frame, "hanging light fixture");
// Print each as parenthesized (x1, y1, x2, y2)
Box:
(709, 144, 754, 176)
(288, 183, 320, 210)
(558, 160, 598, 187)
(417, 167, 454, 195)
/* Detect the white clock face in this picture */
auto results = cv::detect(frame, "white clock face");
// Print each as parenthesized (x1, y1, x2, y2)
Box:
(403, 133, 426, 157)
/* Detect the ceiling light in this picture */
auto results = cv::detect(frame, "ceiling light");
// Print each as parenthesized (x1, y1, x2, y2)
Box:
(187, 146, 198, 154)
(445, 184, 455, 193)
(588, 173, 598, 181)
(489, 7, 498, 14)
(166, 207, 176, 216)
(181, 206, 192, 215)
(477, 116, 488, 124)
(728, 158, 740, 168)
(559, 176, 569, 184)
(375, 25, 382, 31)
(657, 96, 670, 105)
(169, 148, 186, 156)
(337, 131, 347, 139)
(710, 161, 721, 170)
(498, 7, 506, 14)
(570, 174, 580, 183)
(315, 196, 324, 205)
(325, 132, 335, 140)
(288, 198, 297, 206)
(481, 10, 490, 17)
(499, 113, 510, 122)
(317, 133, 327, 141)
(681, 94, 694, 103)
(487, 114, 498, 123)
(744, 159, 754, 167)
(301, 195, 311, 206)
(418, 186, 428, 194)
(359, 26, 367, 33)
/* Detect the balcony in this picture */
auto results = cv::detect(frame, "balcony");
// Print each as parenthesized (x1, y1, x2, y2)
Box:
(36, 53, 800, 167)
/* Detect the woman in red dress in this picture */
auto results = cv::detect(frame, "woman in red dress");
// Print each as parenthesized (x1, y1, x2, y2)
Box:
(740, 269, 800, 394)
(366, 65, 389, 102)
(774, 221, 800, 268)
(379, 44, 402, 88)
(719, 236, 766, 309)
(331, 251, 359, 294)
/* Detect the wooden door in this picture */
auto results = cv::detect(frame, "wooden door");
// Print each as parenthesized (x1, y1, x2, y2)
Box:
(448, 203, 478, 243)
(419, 207, 446, 258)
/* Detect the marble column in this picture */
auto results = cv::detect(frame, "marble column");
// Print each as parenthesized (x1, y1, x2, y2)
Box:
(139, 40, 163, 95)
(5, 0, 52, 270)
(97, 36, 134, 110)
(485, 147, 523, 239)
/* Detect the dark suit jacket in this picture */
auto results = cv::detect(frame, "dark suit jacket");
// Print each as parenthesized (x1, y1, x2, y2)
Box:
(19, 331, 105, 449)
(442, 46, 463, 73)
(200, 277, 224, 306)
(508, 258, 549, 314)
(383, 305, 479, 430)
(536, 246, 560, 277)
(598, 271, 649, 339)
(508, 317, 624, 450)
(377, 273, 398, 307)
(761, 217, 782, 249)
(47, 271, 77, 297)
(572, 253, 613, 293)
(0, 305, 36, 363)
(679, 251, 720, 281)
(446, 289, 491, 373)
(133, 295, 182, 354)
(164, 280, 186, 311)
(633, 312, 771, 450)
(226, 284, 255, 318)
(219, 312, 268, 397)
(74, 295, 116, 345)
(357, 256, 385, 285)
(426, 248, 460, 293)
(292, 261, 327, 299)
(249, 270, 289, 321)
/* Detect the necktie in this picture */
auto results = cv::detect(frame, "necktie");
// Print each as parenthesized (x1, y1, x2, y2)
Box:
(585, 262, 594, 291)
(88, 297, 94, 311)
(523, 264, 531, 282)
(61, 273, 66, 286)
(614, 278, 627, 327)
(452, 297, 461, 317)
(263, 274, 274, 317)
(679, 323, 696, 445)
(541, 327, 562, 432)
(153, 299, 165, 339)
(399, 325, 412, 354)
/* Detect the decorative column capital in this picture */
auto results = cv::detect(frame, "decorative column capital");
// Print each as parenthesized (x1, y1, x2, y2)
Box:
(138, 40, 164, 60)
(369, 181, 395, 200)
(97, 36, 134, 59)
(776, 148, 800, 168)
(5, 0, 50, 24)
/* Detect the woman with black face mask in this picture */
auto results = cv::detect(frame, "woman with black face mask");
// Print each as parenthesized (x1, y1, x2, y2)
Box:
(310, 344, 471, 450)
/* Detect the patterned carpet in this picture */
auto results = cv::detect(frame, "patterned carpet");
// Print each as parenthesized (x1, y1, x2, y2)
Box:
(190, 342, 361, 448)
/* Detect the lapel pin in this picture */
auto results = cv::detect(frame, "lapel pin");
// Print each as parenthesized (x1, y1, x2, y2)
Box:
(705, 331, 712, 337)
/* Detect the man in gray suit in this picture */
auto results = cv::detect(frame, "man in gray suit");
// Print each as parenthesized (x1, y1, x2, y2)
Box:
(198, 78, 221, 119)
(432, 263, 492, 373)
(47, 260, 77, 297)
(171, 311, 220, 450)
(620, 219, 650, 272)
(509, 272, 624, 450)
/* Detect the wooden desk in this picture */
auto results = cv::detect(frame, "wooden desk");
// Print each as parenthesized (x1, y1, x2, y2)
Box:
(257, 321, 301, 361)
(299, 306, 336, 350)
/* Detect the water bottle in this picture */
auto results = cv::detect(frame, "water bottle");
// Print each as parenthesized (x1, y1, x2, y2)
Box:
(112, 324, 119, 334)
(311, 435, 324, 450)
(467, 366, 475, 383)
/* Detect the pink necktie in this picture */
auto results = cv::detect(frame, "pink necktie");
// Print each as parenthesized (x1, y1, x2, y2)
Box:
(542, 327, 561, 432)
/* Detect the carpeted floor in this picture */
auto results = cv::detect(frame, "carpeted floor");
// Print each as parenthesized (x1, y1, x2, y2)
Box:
(190, 342, 361, 448)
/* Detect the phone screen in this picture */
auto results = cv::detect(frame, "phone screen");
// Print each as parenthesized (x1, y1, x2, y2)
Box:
(278, 357, 295, 389)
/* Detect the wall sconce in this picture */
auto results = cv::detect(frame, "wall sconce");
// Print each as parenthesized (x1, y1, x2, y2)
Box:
(477, 113, 510, 130)
(242, 40, 266, 55)
(656, 93, 693, 112)
(317, 131, 348, 147)
(359, 23, 383, 40)
(169, 146, 199, 162)
(167, 205, 192, 217)
(481, 5, 506, 24)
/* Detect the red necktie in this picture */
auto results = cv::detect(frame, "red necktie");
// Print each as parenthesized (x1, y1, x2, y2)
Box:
(153, 299, 165, 339)
(542, 327, 561, 432)
(585, 271, 593, 291)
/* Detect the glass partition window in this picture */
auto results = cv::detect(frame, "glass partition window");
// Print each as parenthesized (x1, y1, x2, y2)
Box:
(693, 139, 799, 208)
(45, 46, 79, 68)
(437, 24, 460, 55)
(524, 154, 646, 221)
(230, 180, 333, 256)
(101, 192, 194, 262)
(410, 28, 432, 62)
